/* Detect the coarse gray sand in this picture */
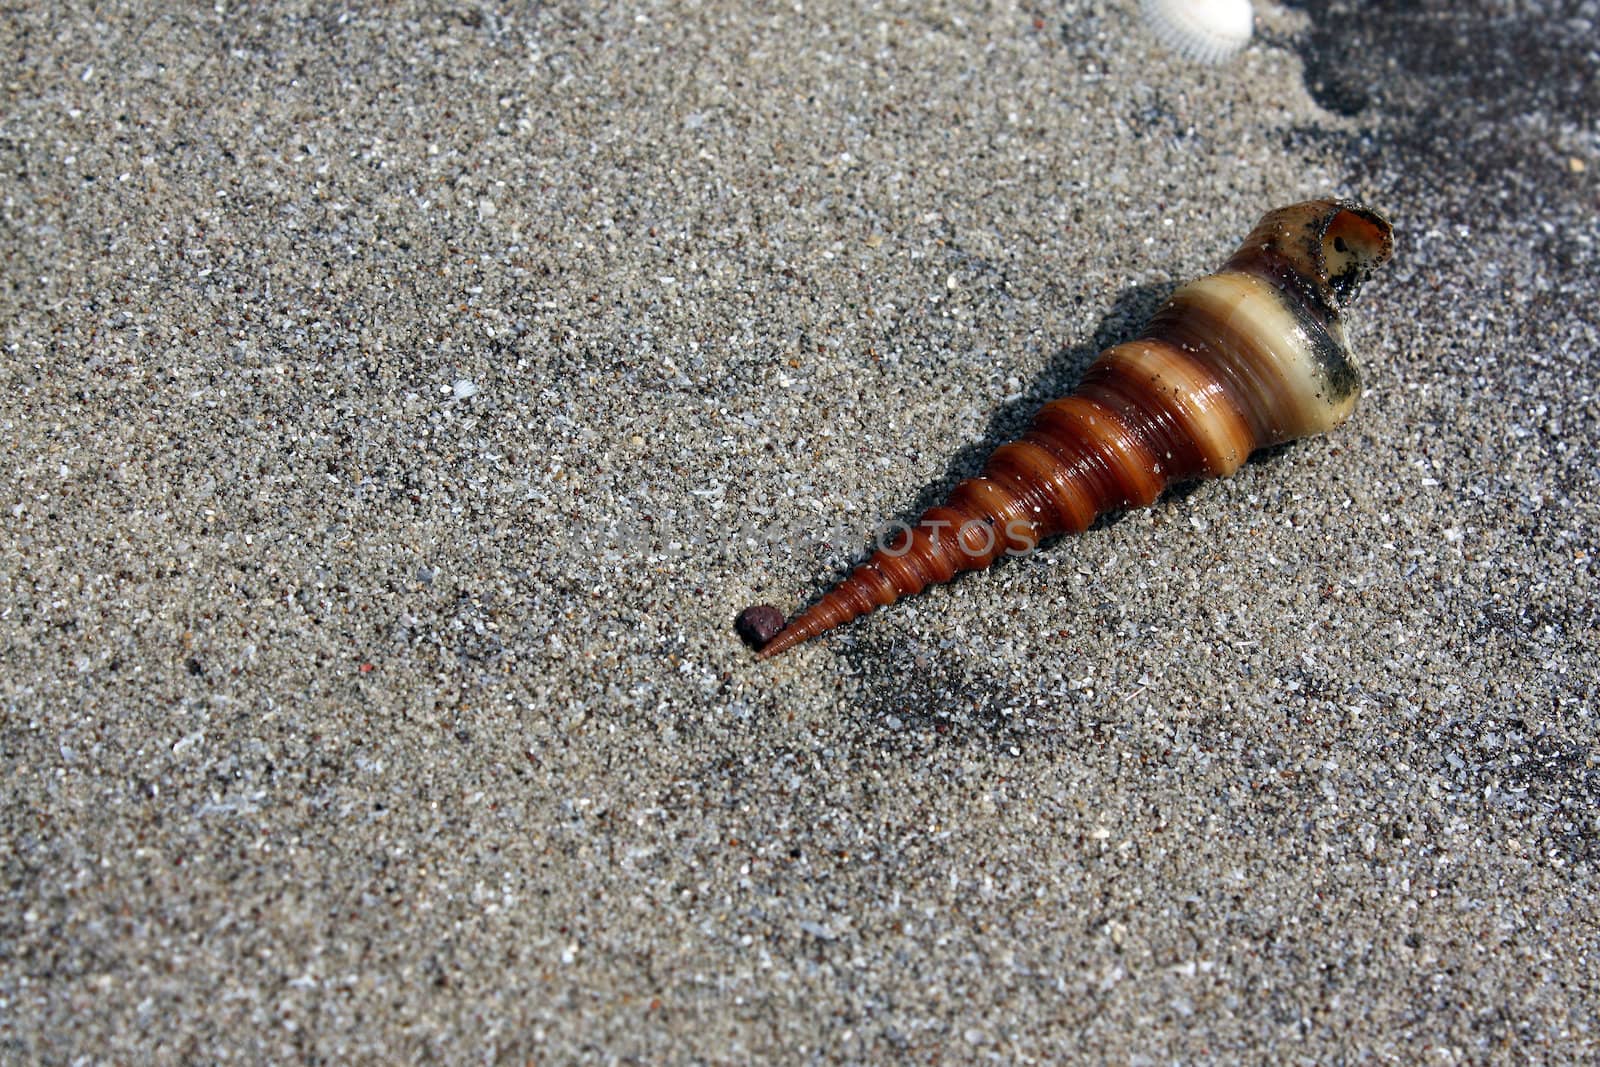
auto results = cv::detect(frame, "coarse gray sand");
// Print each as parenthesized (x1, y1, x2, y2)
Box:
(3, 1, 1598, 1062)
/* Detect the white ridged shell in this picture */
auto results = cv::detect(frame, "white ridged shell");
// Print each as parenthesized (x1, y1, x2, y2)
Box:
(1140, 0, 1254, 64)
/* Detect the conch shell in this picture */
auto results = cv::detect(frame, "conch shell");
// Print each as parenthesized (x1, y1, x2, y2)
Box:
(753, 199, 1394, 658)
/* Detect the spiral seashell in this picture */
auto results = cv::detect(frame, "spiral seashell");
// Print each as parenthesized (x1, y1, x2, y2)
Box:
(1140, 0, 1254, 65)
(752, 199, 1394, 658)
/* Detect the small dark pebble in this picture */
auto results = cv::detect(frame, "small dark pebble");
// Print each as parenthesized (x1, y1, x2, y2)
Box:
(735, 605, 786, 649)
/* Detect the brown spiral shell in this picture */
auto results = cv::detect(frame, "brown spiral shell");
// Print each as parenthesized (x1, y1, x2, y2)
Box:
(754, 199, 1394, 658)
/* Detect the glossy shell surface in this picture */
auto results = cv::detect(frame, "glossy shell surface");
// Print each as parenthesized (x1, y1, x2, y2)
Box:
(1140, 0, 1254, 64)
(753, 200, 1394, 658)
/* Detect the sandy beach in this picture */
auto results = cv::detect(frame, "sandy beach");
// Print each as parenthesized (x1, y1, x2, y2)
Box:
(3, 1, 1596, 1060)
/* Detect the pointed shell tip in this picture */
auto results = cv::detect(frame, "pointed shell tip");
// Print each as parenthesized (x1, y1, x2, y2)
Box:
(736, 604, 786, 652)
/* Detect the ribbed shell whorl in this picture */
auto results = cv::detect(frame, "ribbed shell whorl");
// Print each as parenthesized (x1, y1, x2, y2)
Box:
(753, 199, 1394, 658)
